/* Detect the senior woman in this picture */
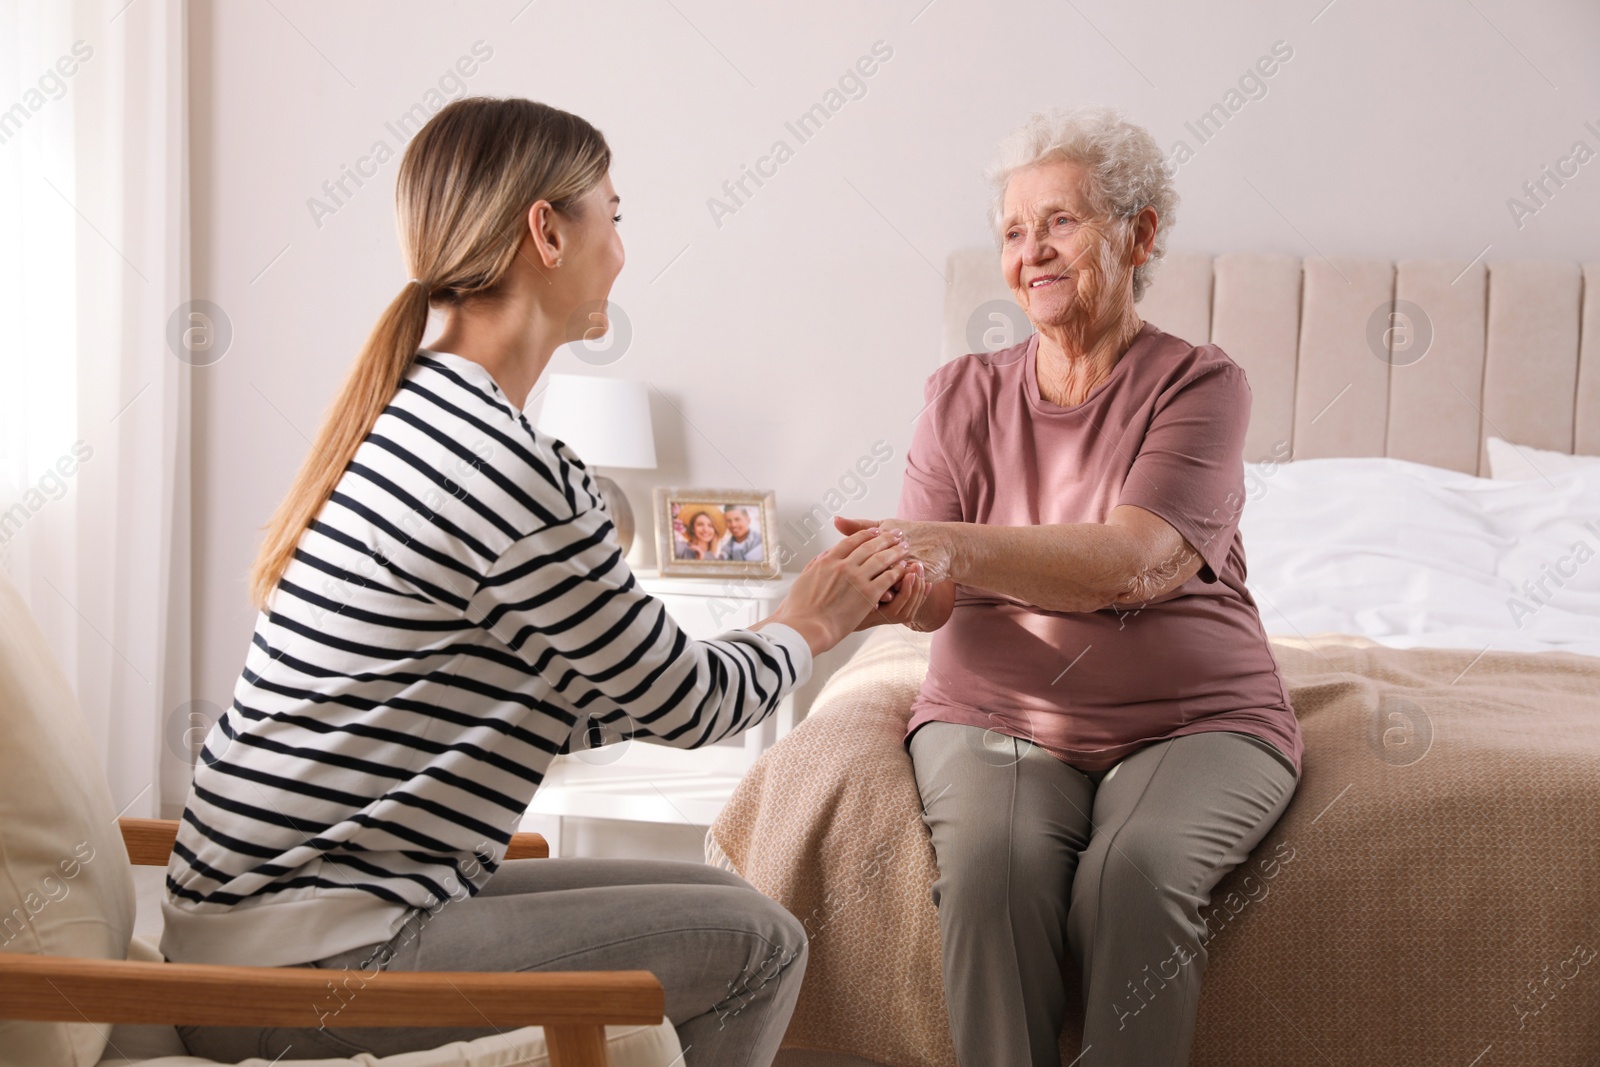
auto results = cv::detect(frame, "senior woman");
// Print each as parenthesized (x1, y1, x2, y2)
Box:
(838, 107, 1303, 1066)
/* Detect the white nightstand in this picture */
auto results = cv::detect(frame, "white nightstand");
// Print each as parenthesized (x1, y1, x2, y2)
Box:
(520, 569, 798, 852)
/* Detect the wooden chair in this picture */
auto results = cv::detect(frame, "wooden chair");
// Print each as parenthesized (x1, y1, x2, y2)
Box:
(0, 568, 677, 1066)
(0, 818, 666, 1067)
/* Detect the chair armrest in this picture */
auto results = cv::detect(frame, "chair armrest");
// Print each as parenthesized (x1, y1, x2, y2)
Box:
(118, 819, 550, 865)
(118, 818, 180, 866)
(0, 953, 661, 1029)
(504, 830, 551, 859)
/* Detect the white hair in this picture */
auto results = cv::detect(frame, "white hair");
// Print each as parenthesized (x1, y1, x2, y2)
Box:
(986, 106, 1178, 303)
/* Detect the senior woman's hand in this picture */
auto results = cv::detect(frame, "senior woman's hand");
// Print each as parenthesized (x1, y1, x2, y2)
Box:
(834, 517, 954, 584)
(853, 558, 930, 630)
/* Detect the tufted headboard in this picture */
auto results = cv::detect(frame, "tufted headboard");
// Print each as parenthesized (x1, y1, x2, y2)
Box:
(943, 248, 1600, 475)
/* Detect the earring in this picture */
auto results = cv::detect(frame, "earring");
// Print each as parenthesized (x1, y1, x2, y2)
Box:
(555, 257, 563, 267)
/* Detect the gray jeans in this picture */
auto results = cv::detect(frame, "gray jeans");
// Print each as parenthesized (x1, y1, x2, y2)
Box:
(175, 857, 807, 1066)
(908, 722, 1298, 1067)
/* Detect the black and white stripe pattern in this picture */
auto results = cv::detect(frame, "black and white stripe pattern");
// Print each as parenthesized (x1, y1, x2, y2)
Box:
(160, 351, 810, 967)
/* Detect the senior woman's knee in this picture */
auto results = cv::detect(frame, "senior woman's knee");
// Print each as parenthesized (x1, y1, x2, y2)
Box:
(1089, 827, 1194, 917)
(929, 828, 1073, 919)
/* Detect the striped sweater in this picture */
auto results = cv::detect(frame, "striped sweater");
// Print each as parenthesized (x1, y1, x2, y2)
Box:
(160, 351, 811, 968)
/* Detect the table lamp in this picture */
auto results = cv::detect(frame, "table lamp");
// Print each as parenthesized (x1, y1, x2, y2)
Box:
(535, 374, 657, 555)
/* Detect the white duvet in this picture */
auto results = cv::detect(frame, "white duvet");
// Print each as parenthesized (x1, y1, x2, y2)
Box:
(1238, 455, 1600, 660)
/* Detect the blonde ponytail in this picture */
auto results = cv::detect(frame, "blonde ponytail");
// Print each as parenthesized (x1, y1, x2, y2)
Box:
(247, 98, 611, 610)
(247, 283, 431, 608)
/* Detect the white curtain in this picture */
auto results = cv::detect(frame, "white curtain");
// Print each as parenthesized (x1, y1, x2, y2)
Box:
(0, 0, 191, 820)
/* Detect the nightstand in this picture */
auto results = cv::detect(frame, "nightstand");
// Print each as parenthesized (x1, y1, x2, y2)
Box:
(519, 569, 798, 853)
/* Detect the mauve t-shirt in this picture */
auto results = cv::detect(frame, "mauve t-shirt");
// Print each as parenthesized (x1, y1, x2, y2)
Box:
(898, 320, 1303, 777)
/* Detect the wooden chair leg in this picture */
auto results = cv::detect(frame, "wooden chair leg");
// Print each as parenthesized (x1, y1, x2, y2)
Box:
(546, 1024, 609, 1067)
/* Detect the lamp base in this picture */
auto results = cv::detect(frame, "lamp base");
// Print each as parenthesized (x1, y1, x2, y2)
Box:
(594, 474, 635, 556)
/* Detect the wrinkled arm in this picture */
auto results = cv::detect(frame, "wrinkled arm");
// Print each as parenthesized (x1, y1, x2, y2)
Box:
(836, 507, 1201, 614)
(859, 361, 1249, 614)
(940, 505, 1203, 612)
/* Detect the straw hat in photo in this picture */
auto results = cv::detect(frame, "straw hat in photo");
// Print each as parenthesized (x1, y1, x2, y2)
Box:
(675, 503, 728, 541)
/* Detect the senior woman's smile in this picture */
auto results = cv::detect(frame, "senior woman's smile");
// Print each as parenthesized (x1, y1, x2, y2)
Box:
(834, 105, 1303, 1067)
(1000, 157, 1135, 337)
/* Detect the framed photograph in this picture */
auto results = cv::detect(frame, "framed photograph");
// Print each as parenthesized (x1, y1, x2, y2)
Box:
(654, 487, 781, 580)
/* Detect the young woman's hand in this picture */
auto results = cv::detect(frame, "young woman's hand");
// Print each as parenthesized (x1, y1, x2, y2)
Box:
(833, 516, 954, 585)
(760, 528, 910, 655)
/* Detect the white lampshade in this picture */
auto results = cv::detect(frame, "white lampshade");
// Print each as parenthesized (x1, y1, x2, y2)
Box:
(536, 374, 657, 469)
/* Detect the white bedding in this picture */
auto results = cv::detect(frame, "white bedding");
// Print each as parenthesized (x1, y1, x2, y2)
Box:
(1239, 455, 1600, 660)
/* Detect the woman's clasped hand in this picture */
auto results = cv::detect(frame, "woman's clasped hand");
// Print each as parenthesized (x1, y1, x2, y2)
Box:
(765, 527, 918, 652)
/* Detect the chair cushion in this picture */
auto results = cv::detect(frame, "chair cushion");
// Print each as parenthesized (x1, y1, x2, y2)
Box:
(0, 570, 137, 1065)
(93, 1020, 685, 1067)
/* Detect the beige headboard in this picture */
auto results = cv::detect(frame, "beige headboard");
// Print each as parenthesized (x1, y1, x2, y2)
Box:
(944, 248, 1600, 475)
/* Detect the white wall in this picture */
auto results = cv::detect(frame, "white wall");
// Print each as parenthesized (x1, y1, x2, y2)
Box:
(186, 0, 1600, 797)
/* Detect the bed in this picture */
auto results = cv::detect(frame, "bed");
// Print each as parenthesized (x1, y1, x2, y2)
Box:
(710, 248, 1600, 1066)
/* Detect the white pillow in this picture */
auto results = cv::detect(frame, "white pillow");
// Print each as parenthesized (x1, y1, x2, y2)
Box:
(0, 571, 136, 1066)
(1485, 435, 1600, 482)
(1239, 456, 1600, 656)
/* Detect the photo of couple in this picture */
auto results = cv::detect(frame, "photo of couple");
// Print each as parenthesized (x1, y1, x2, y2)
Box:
(671, 501, 765, 562)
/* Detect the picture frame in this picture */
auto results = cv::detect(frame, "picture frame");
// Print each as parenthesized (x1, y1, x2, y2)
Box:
(653, 487, 781, 580)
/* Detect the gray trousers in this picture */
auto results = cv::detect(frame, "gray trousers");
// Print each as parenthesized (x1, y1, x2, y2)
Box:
(908, 722, 1298, 1067)
(176, 858, 807, 1066)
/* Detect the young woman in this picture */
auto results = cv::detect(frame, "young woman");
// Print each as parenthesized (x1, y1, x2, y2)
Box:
(676, 508, 726, 560)
(162, 97, 922, 1065)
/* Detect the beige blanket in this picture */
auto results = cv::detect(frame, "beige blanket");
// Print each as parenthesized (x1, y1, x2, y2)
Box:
(708, 628, 1600, 1066)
